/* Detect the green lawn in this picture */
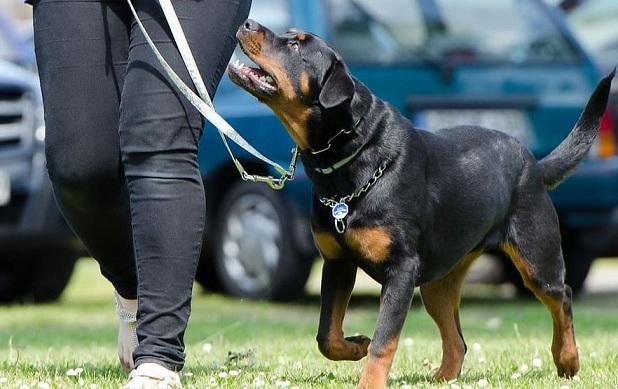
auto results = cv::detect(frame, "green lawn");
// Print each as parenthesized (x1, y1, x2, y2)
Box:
(1, 259, 617, 388)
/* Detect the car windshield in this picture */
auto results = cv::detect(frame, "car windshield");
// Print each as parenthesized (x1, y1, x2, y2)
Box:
(568, 0, 618, 68)
(0, 31, 18, 63)
(326, 0, 578, 64)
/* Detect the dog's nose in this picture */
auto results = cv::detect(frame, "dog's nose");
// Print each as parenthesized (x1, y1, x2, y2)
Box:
(243, 19, 260, 32)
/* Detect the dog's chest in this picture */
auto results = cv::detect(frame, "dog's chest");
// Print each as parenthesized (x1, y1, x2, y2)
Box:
(313, 227, 391, 265)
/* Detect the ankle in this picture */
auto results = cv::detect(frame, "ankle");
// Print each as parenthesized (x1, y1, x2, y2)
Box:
(115, 290, 137, 321)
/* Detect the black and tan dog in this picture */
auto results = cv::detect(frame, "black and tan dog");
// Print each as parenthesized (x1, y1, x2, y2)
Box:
(227, 19, 614, 389)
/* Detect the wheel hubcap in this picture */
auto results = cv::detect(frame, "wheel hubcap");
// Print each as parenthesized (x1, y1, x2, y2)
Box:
(221, 193, 281, 294)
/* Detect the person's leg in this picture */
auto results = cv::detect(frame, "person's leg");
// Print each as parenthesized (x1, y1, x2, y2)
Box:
(33, 0, 139, 371)
(119, 0, 251, 370)
(33, 0, 137, 300)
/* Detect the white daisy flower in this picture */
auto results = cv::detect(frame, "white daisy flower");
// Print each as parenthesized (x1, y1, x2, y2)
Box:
(401, 384, 411, 389)
(519, 363, 529, 373)
(477, 378, 489, 387)
(37, 382, 50, 389)
(253, 378, 265, 387)
(229, 370, 240, 377)
(275, 380, 290, 387)
(202, 343, 213, 353)
(472, 343, 482, 352)
(532, 358, 542, 368)
(218, 372, 228, 379)
(66, 369, 78, 377)
(511, 372, 521, 380)
(485, 317, 502, 329)
(403, 338, 414, 347)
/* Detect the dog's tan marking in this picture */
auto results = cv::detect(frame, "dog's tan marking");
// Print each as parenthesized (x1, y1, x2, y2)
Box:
(300, 71, 310, 96)
(501, 242, 579, 377)
(238, 33, 313, 148)
(421, 251, 481, 381)
(313, 231, 343, 260)
(318, 290, 370, 361)
(297, 32, 307, 41)
(358, 337, 399, 389)
(345, 227, 391, 263)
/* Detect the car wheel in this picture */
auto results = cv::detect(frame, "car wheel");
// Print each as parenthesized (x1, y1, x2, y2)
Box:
(212, 181, 312, 301)
(29, 252, 79, 303)
(0, 260, 30, 303)
(0, 252, 78, 303)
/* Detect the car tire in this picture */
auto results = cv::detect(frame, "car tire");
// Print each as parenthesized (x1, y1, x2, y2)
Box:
(211, 181, 313, 301)
(0, 252, 78, 303)
(29, 252, 79, 303)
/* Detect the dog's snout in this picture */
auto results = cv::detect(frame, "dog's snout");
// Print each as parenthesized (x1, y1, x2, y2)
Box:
(243, 19, 260, 32)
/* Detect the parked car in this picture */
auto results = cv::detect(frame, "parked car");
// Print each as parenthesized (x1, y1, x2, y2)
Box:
(196, 0, 615, 299)
(0, 58, 84, 303)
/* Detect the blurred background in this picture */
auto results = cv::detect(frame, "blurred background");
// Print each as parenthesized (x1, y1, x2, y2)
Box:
(0, 0, 617, 304)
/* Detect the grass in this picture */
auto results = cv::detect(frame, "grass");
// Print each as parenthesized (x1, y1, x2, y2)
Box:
(1, 259, 618, 388)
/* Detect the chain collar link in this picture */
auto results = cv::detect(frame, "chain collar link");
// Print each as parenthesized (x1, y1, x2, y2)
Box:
(319, 160, 390, 233)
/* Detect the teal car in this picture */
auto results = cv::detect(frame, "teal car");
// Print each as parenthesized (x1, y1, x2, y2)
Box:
(194, 0, 615, 299)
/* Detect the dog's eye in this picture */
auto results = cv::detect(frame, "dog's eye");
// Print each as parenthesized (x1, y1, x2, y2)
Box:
(289, 41, 300, 51)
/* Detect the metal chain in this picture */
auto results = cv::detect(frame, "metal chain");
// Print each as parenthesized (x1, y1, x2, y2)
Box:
(319, 160, 389, 207)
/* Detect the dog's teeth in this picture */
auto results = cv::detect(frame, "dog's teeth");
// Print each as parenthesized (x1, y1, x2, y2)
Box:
(265, 76, 274, 83)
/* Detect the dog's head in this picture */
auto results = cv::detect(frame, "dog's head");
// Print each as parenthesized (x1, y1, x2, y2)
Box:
(228, 19, 355, 149)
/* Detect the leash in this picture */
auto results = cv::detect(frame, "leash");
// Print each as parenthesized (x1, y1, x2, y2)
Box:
(319, 159, 390, 233)
(126, 0, 298, 190)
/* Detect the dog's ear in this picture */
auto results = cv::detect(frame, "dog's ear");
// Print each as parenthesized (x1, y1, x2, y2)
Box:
(318, 60, 355, 109)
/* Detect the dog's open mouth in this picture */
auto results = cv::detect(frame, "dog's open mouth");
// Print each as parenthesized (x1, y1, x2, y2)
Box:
(228, 58, 278, 96)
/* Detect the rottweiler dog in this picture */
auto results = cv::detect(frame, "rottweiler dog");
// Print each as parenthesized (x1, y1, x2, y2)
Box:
(227, 19, 614, 389)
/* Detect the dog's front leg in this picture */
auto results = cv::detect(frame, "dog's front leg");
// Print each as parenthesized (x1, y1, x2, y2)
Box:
(358, 258, 417, 389)
(316, 259, 371, 361)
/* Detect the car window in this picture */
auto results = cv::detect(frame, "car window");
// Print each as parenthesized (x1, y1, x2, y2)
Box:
(568, 0, 618, 66)
(325, 0, 578, 64)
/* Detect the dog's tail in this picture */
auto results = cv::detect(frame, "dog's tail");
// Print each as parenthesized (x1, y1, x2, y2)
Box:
(539, 70, 615, 189)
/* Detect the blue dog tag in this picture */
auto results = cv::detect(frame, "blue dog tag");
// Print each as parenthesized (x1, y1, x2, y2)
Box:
(332, 202, 349, 220)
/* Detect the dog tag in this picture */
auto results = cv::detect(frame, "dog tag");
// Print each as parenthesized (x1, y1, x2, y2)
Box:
(332, 202, 349, 220)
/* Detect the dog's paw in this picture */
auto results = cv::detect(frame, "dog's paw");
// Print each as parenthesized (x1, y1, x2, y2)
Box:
(344, 335, 371, 359)
(556, 355, 579, 378)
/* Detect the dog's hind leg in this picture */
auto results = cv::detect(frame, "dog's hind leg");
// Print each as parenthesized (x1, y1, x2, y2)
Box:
(420, 251, 481, 381)
(501, 191, 579, 378)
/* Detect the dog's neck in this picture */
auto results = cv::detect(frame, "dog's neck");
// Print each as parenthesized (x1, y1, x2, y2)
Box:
(300, 81, 399, 199)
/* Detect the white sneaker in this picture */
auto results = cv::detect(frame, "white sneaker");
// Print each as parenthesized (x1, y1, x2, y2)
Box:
(123, 363, 182, 389)
(115, 290, 138, 372)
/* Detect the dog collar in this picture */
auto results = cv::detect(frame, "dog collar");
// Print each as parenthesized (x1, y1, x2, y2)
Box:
(319, 159, 390, 233)
(313, 143, 365, 175)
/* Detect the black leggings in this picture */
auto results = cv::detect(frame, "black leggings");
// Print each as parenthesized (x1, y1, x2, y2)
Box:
(33, 0, 251, 370)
